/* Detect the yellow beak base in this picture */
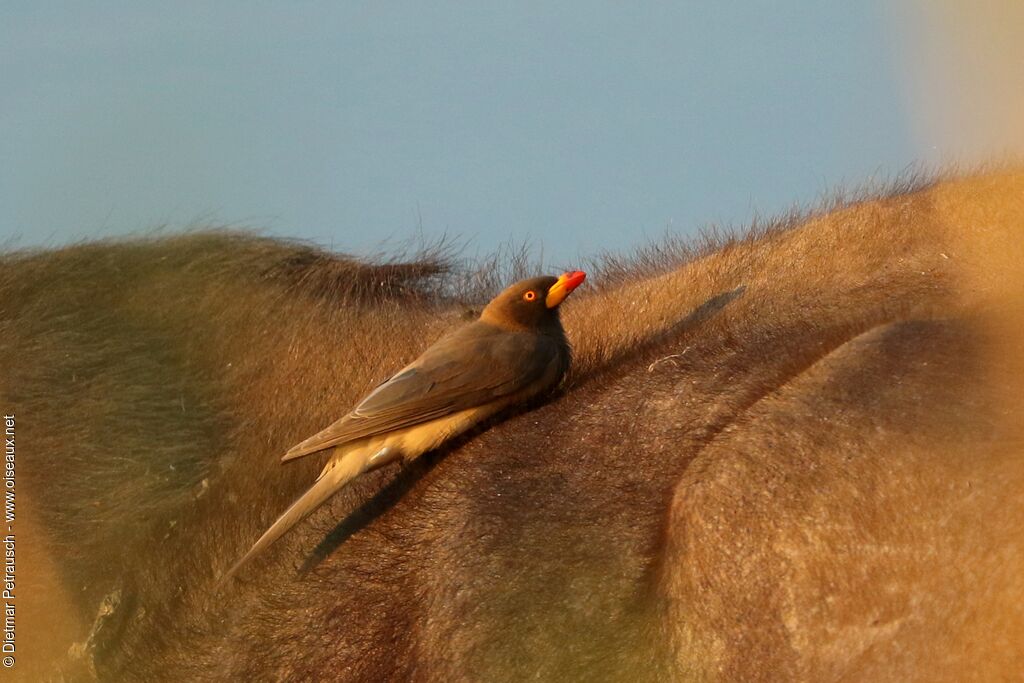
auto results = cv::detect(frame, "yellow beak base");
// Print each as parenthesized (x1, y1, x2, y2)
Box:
(545, 271, 586, 308)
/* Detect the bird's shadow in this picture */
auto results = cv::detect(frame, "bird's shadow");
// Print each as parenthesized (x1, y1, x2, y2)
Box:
(298, 285, 746, 575)
(661, 284, 745, 337)
(568, 284, 747, 388)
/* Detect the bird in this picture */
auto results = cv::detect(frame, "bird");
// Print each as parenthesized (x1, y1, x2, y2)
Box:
(221, 270, 586, 581)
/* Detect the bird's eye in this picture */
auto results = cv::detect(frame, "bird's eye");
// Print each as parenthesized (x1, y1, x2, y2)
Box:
(522, 290, 537, 302)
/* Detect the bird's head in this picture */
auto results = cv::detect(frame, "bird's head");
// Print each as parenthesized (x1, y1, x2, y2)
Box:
(480, 271, 586, 331)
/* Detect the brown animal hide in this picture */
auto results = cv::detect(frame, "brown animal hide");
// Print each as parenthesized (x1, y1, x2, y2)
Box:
(2, 169, 1022, 681)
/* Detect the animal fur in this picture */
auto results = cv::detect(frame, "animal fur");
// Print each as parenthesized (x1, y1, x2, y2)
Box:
(3, 167, 1023, 681)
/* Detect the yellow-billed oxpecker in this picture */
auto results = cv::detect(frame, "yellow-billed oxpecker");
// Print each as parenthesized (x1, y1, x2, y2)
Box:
(222, 271, 586, 580)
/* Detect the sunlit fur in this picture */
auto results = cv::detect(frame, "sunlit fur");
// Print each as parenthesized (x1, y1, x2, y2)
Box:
(3, 166, 1023, 681)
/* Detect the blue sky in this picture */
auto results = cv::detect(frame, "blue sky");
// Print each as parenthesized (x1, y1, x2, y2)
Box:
(0, 3, 967, 263)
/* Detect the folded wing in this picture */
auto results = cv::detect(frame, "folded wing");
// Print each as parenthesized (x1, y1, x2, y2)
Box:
(282, 325, 560, 461)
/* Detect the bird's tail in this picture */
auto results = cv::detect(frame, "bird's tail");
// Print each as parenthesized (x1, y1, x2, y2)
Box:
(218, 449, 374, 586)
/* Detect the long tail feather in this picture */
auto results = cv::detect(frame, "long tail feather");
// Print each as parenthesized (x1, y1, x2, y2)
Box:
(218, 450, 373, 585)
(281, 436, 337, 463)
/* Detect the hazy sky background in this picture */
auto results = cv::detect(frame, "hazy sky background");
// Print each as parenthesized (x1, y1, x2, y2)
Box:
(2, 3, 1018, 263)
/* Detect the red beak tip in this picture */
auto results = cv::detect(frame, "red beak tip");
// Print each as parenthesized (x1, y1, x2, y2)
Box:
(565, 270, 586, 287)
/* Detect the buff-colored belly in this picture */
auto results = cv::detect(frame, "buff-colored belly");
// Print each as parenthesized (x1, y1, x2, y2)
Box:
(320, 403, 505, 476)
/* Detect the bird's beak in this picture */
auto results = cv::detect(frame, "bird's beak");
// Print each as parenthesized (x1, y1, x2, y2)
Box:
(545, 270, 587, 308)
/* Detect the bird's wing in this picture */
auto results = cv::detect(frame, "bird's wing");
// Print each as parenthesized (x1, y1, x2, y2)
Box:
(282, 326, 560, 461)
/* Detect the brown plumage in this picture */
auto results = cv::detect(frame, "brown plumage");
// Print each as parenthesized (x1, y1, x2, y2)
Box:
(221, 271, 586, 581)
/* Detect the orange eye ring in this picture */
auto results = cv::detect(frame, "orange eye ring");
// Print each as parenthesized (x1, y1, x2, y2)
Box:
(522, 290, 537, 302)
